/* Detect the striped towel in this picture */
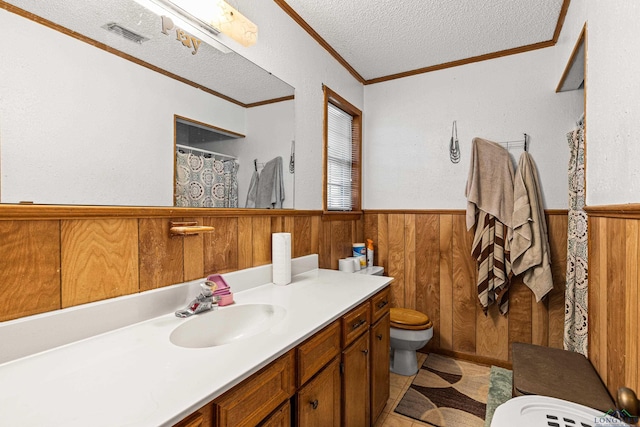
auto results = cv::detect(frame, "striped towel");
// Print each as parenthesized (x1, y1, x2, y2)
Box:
(472, 210, 512, 315)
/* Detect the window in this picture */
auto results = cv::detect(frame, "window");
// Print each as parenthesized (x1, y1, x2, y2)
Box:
(323, 86, 362, 214)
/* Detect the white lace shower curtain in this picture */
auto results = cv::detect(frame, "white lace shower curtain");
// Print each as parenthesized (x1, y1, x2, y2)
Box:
(564, 120, 588, 355)
(175, 151, 239, 208)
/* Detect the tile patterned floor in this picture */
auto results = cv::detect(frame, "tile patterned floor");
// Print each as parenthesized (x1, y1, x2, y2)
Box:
(374, 352, 430, 427)
(373, 353, 487, 427)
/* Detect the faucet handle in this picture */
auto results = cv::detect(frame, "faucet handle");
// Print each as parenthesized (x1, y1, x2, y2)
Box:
(200, 281, 217, 296)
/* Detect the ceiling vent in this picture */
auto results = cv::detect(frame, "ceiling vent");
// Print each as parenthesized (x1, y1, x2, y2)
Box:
(102, 22, 149, 44)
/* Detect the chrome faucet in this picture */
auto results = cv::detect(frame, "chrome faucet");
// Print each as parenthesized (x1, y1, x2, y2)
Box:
(175, 281, 220, 318)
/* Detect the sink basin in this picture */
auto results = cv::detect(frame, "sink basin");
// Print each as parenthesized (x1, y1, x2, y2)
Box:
(170, 304, 286, 348)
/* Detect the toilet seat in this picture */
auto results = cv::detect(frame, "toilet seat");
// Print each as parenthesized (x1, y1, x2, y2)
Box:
(390, 308, 433, 331)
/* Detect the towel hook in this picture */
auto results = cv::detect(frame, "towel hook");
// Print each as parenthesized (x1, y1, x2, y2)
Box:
(524, 133, 528, 152)
(254, 158, 258, 171)
(289, 140, 295, 174)
(450, 121, 461, 163)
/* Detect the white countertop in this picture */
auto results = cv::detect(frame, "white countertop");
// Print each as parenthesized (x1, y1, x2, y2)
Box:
(0, 258, 391, 427)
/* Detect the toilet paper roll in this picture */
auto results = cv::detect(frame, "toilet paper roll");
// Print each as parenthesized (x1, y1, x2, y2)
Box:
(347, 256, 361, 271)
(338, 258, 355, 273)
(272, 233, 291, 285)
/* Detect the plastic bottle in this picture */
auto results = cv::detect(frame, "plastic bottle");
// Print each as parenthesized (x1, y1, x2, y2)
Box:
(366, 239, 374, 267)
(352, 243, 366, 267)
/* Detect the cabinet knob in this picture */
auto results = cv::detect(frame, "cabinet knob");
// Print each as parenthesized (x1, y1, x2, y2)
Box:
(310, 399, 319, 410)
(362, 349, 369, 355)
(376, 333, 383, 340)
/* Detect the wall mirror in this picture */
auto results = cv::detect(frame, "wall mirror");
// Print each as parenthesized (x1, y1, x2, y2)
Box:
(175, 115, 294, 208)
(0, 0, 295, 208)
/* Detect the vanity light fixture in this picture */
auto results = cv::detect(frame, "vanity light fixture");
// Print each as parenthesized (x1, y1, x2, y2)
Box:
(205, 0, 258, 47)
(137, 0, 257, 49)
(169, 0, 258, 47)
(134, 0, 233, 53)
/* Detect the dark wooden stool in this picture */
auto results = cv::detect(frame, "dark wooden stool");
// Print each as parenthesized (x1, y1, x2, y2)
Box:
(512, 342, 615, 412)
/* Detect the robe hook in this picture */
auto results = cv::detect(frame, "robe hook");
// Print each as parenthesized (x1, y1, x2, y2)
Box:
(450, 121, 461, 163)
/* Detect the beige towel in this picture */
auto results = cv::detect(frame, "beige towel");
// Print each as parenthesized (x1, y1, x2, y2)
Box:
(511, 152, 553, 301)
(465, 138, 515, 231)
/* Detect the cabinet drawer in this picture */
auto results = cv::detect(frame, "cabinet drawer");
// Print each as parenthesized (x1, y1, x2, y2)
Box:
(214, 350, 295, 427)
(172, 403, 213, 427)
(370, 287, 390, 323)
(172, 412, 204, 427)
(341, 302, 370, 348)
(297, 320, 341, 387)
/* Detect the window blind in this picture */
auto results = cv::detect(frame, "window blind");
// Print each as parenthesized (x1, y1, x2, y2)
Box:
(327, 102, 354, 211)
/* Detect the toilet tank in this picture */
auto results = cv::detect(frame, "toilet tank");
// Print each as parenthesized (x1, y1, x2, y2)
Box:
(356, 266, 384, 276)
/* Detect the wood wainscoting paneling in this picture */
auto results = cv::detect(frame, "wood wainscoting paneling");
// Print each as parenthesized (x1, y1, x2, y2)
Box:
(0, 207, 363, 323)
(5, 204, 637, 396)
(61, 218, 139, 307)
(0, 220, 61, 321)
(364, 210, 567, 366)
(586, 205, 640, 397)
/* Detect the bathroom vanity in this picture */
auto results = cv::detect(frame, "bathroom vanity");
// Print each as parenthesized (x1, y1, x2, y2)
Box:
(0, 255, 391, 427)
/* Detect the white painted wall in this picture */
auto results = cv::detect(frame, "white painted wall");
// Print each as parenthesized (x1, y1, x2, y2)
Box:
(0, 2, 363, 209)
(226, 2, 364, 210)
(197, 100, 295, 209)
(5, 0, 634, 210)
(165, 0, 640, 210)
(363, 47, 584, 210)
(0, 9, 245, 206)
(582, 0, 640, 206)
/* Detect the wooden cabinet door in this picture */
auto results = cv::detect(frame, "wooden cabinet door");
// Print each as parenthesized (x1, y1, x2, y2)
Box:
(297, 357, 341, 427)
(260, 400, 291, 427)
(342, 330, 370, 427)
(370, 312, 390, 424)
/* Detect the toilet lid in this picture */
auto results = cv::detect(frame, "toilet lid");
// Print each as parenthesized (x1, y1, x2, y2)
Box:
(390, 308, 433, 330)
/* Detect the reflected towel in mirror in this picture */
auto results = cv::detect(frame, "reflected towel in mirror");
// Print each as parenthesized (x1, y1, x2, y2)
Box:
(245, 170, 259, 208)
(255, 156, 285, 209)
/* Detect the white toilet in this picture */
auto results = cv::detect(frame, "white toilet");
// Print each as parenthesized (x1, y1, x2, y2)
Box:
(358, 266, 433, 376)
(389, 308, 433, 376)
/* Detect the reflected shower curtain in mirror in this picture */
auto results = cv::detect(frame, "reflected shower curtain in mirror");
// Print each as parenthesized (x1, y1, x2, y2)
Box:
(175, 151, 239, 208)
(564, 120, 588, 356)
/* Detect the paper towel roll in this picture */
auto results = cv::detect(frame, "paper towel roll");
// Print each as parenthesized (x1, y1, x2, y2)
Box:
(339, 258, 355, 273)
(272, 233, 292, 285)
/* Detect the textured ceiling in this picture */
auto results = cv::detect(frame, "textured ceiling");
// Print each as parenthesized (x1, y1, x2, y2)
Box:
(4, 0, 567, 99)
(282, 0, 567, 82)
(3, 0, 294, 105)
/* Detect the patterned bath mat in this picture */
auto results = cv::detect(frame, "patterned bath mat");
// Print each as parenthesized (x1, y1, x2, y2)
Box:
(483, 366, 513, 427)
(394, 353, 490, 427)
